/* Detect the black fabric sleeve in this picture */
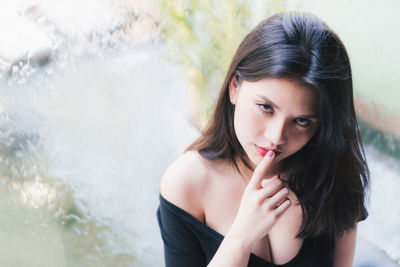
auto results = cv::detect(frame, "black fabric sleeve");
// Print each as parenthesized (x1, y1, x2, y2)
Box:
(157, 200, 207, 267)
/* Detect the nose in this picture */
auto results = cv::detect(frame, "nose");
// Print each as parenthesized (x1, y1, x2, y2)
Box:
(265, 117, 287, 146)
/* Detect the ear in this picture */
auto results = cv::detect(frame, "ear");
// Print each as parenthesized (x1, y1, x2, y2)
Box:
(228, 74, 240, 105)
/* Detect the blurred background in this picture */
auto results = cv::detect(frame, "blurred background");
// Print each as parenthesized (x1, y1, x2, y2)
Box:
(0, 0, 399, 266)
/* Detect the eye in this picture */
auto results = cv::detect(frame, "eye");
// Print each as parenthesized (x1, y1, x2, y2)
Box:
(258, 104, 273, 113)
(295, 118, 311, 127)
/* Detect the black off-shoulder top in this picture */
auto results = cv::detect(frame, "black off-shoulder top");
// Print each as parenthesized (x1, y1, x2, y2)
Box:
(156, 194, 335, 267)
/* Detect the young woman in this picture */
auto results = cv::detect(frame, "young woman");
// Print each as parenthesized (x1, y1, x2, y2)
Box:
(157, 12, 369, 267)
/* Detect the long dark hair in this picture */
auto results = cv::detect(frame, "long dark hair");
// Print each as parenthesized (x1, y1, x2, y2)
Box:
(186, 12, 369, 239)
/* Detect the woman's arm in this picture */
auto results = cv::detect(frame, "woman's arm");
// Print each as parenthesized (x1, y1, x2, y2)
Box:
(159, 152, 209, 267)
(333, 223, 358, 267)
(206, 231, 252, 267)
(160, 151, 291, 267)
(157, 197, 207, 267)
(160, 152, 252, 267)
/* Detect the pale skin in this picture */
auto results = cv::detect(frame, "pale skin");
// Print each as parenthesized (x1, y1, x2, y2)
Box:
(160, 77, 358, 266)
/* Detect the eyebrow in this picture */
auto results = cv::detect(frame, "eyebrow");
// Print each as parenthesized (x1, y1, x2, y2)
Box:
(256, 94, 319, 119)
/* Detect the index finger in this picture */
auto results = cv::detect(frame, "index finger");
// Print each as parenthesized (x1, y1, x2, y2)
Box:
(248, 150, 275, 189)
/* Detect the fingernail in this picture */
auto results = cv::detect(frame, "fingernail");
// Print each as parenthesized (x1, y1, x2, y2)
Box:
(267, 150, 274, 157)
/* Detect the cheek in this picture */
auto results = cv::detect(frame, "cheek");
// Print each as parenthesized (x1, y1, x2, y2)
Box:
(289, 128, 317, 149)
(233, 103, 262, 142)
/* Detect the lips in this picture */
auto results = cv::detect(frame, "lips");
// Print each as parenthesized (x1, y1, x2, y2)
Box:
(255, 145, 282, 157)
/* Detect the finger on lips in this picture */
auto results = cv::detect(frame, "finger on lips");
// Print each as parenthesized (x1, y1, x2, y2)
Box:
(251, 151, 275, 188)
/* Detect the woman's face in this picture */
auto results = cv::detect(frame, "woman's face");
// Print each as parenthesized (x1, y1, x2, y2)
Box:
(229, 77, 320, 170)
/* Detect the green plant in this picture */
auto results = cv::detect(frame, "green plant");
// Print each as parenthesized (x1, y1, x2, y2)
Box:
(158, 0, 285, 129)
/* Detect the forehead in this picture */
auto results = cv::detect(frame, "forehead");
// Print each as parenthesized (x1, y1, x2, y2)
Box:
(241, 78, 319, 111)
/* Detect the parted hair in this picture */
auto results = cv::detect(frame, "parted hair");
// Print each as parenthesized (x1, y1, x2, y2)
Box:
(186, 12, 369, 239)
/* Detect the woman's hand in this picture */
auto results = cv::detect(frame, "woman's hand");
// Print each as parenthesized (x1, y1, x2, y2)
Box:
(229, 151, 291, 248)
(207, 151, 291, 267)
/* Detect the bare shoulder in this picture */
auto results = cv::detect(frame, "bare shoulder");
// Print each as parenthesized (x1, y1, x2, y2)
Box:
(160, 150, 211, 222)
